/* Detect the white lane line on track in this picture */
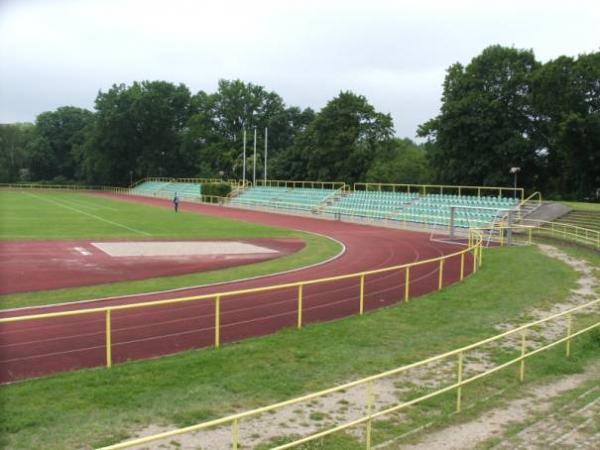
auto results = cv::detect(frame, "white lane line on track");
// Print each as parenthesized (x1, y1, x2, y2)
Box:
(22, 191, 151, 236)
(74, 247, 91, 256)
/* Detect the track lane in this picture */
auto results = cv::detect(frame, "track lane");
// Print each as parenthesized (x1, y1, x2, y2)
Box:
(0, 195, 474, 382)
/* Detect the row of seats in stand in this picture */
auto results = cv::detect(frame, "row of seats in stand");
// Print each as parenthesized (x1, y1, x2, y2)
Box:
(418, 194, 518, 210)
(230, 187, 336, 211)
(325, 191, 419, 218)
(129, 181, 202, 199)
(157, 182, 201, 199)
(390, 207, 499, 228)
(130, 181, 171, 196)
(319, 190, 515, 228)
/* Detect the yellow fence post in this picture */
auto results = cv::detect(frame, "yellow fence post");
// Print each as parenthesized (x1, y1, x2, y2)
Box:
(404, 267, 410, 302)
(472, 246, 478, 274)
(359, 275, 365, 315)
(456, 351, 464, 413)
(297, 285, 303, 329)
(232, 418, 239, 450)
(365, 380, 374, 450)
(566, 313, 573, 358)
(479, 244, 483, 268)
(528, 228, 532, 244)
(106, 309, 112, 368)
(519, 329, 527, 382)
(460, 253, 465, 281)
(438, 259, 444, 290)
(215, 296, 221, 348)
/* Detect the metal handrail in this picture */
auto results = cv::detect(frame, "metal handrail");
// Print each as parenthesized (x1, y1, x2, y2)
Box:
(98, 297, 600, 449)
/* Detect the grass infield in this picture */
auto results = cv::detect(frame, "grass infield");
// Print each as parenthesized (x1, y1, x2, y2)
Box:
(0, 190, 342, 309)
(2, 244, 596, 450)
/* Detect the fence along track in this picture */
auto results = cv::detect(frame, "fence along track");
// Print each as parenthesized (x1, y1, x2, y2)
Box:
(98, 297, 600, 450)
(93, 224, 599, 449)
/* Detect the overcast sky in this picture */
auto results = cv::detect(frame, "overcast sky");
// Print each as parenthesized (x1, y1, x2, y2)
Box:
(1, 0, 598, 138)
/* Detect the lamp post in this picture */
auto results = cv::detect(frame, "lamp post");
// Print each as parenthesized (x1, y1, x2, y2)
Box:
(510, 167, 521, 200)
(253, 127, 257, 186)
(242, 128, 247, 186)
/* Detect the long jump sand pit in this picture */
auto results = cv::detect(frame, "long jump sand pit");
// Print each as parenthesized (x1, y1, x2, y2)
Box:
(91, 241, 279, 257)
(0, 238, 304, 294)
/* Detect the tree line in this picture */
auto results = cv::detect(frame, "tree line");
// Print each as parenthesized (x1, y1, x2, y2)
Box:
(1, 45, 598, 199)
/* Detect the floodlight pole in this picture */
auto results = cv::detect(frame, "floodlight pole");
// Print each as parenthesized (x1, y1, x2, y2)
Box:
(242, 128, 247, 187)
(264, 127, 268, 183)
(510, 167, 521, 200)
(253, 127, 257, 186)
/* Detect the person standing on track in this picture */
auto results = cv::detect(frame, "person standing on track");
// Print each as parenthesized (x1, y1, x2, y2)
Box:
(173, 192, 179, 213)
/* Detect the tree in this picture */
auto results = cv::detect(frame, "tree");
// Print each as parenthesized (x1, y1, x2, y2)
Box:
(288, 91, 394, 183)
(531, 52, 600, 198)
(418, 46, 540, 189)
(366, 139, 431, 184)
(82, 81, 192, 184)
(183, 79, 312, 179)
(0, 123, 35, 182)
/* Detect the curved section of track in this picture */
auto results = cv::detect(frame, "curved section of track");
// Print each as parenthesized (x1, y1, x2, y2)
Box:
(0, 195, 475, 383)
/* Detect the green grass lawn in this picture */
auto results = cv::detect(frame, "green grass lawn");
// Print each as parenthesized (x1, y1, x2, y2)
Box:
(1, 244, 591, 450)
(559, 201, 600, 212)
(0, 190, 341, 309)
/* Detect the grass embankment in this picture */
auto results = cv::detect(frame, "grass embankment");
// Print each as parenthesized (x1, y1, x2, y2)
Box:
(0, 191, 341, 309)
(559, 201, 600, 212)
(1, 244, 593, 450)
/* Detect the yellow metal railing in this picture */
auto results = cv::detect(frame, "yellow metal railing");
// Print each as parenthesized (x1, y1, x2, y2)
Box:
(0, 232, 484, 371)
(254, 179, 346, 190)
(354, 182, 525, 201)
(98, 298, 600, 449)
(518, 191, 543, 208)
(515, 218, 600, 250)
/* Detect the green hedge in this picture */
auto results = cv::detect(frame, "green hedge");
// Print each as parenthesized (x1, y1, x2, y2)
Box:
(201, 182, 231, 198)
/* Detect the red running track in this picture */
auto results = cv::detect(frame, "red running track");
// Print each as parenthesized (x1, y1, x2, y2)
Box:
(0, 194, 475, 383)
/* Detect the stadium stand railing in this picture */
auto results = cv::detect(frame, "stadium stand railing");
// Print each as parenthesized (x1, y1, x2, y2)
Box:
(98, 297, 600, 449)
(354, 182, 525, 200)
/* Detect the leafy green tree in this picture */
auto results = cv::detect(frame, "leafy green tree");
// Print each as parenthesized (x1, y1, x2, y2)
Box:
(82, 81, 192, 184)
(531, 52, 600, 198)
(32, 107, 94, 181)
(285, 91, 394, 183)
(418, 45, 540, 188)
(366, 138, 431, 184)
(0, 123, 35, 182)
(184, 79, 312, 179)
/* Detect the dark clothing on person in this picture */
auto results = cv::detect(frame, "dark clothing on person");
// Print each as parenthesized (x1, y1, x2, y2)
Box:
(173, 195, 179, 212)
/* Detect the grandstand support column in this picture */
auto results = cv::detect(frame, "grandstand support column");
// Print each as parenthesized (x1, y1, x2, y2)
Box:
(449, 206, 456, 239)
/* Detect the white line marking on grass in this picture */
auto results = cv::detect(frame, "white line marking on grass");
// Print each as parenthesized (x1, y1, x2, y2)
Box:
(59, 196, 118, 211)
(24, 192, 151, 236)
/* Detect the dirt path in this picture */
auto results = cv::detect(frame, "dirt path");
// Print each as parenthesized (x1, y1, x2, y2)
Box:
(385, 244, 600, 450)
